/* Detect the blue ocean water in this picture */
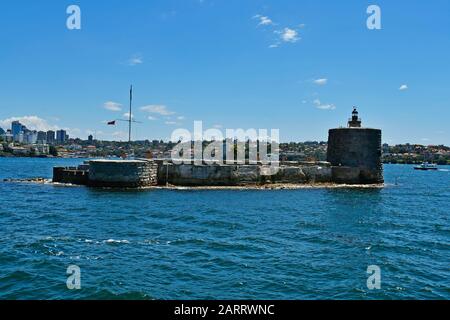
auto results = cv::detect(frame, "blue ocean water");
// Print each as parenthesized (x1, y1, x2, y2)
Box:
(0, 157, 448, 300)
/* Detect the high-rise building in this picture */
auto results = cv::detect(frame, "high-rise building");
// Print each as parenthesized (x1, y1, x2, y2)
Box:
(2, 129, 13, 142)
(0, 127, 11, 142)
(11, 121, 24, 140)
(23, 130, 38, 144)
(46, 130, 55, 144)
(14, 132, 24, 143)
(37, 131, 47, 144)
(56, 130, 67, 144)
(88, 134, 94, 143)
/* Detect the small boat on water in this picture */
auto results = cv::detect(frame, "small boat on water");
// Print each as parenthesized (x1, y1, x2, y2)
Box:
(414, 162, 438, 170)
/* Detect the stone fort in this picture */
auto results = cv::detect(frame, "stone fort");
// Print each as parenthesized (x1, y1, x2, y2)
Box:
(53, 108, 383, 187)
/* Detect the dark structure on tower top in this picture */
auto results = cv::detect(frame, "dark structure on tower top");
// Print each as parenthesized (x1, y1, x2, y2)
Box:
(348, 107, 362, 128)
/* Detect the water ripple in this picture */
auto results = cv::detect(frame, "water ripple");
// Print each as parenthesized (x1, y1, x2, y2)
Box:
(0, 160, 448, 299)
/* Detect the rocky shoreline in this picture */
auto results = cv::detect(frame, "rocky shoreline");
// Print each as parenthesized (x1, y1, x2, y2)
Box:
(3, 177, 384, 190)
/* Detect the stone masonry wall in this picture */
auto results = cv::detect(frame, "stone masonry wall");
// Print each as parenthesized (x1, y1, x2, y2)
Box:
(327, 128, 383, 184)
(88, 160, 158, 188)
(157, 162, 332, 186)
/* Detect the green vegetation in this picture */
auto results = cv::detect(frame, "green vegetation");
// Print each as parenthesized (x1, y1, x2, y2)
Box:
(382, 144, 450, 165)
(49, 146, 58, 157)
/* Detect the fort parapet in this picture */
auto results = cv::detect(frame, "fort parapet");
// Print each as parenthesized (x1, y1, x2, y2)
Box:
(53, 160, 333, 187)
(155, 161, 331, 186)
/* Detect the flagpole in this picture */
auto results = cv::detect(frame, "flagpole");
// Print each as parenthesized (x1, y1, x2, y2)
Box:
(128, 85, 132, 144)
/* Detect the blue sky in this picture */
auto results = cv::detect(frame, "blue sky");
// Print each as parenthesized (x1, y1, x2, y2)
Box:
(0, 0, 449, 144)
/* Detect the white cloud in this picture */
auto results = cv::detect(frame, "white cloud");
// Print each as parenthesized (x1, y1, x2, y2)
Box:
(213, 124, 223, 129)
(123, 112, 134, 119)
(314, 78, 328, 86)
(316, 104, 336, 110)
(0, 116, 58, 132)
(253, 14, 303, 48)
(148, 116, 158, 121)
(165, 121, 177, 125)
(279, 28, 300, 43)
(177, 116, 185, 120)
(127, 54, 143, 66)
(253, 14, 274, 26)
(0, 116, 81, 138)
(103, 101, 122, 112)
(399, 84, 408, 91)
(313, 99, 336, 110)
(140, 105, 175, 116)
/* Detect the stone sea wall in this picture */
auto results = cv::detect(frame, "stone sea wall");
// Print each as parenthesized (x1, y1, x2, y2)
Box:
(157, 162, 332, 186)
(53, 167, 89, 185)
(52, 159, 384, 188)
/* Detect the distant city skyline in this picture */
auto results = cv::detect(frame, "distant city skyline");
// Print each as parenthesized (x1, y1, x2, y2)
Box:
(0, 119, 68, 144)
(0, 1, 449, 145)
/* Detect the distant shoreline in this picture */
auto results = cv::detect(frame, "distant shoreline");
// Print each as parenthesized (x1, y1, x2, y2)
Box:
(0, 154, 448, 166)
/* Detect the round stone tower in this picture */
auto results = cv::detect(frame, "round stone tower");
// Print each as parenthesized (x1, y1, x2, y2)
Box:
(327, 108, 383, 184)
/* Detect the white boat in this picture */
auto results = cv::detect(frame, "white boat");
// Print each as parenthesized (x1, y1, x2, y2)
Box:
(414, 162, 438, 170)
